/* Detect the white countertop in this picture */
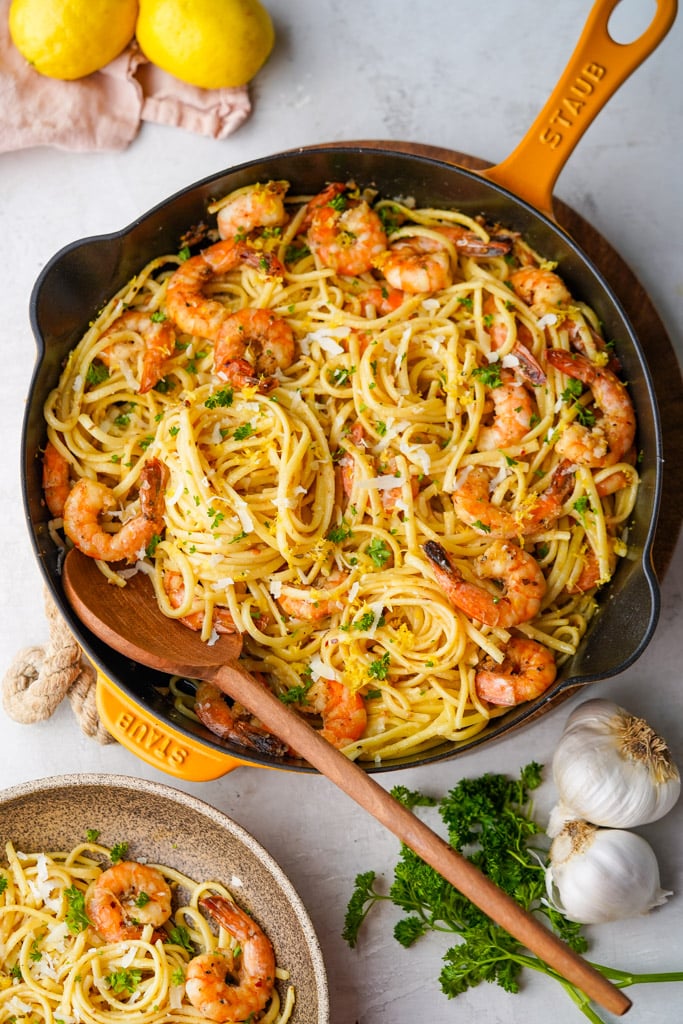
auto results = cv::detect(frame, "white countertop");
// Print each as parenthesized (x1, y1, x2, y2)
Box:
(2, 2, 683, 1022)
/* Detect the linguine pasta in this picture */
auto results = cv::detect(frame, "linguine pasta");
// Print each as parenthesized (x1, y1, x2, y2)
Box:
(43, 180, 639, 762)
(0, 840, 293, 1024)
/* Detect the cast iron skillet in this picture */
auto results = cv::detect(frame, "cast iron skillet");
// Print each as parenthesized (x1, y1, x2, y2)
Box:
(21, 0, 674, 779)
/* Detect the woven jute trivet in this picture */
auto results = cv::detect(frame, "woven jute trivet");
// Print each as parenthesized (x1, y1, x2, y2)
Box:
(2, 587, 114, 744)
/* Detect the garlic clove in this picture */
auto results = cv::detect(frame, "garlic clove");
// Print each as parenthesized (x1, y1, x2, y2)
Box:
(545, 819, 672, 924)
(551, 698, 681, 829)
(546, 799, 577, 838)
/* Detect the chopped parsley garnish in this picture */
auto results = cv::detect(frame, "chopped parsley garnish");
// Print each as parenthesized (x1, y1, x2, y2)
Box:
(177, 245, 191, 261)
(168, 925, 195, 955)
(378, 205, 402, 234)
(86, 362, 110, 386)
(284, 243, 311, 262)
(367, 538, 391, 568)
(233, 422, 254, 441)
(146, 534, 161, 557)
(471, 519, 491, 533)
(327, 521, 353, 543)
(85, 828, 101, 843)
(29, 938, 42, 962)
(471, 364, 502, 388)
(561, 379, 583, 403)
(574, 404, 596, 427)
(329, 366, 355, 387)
(106, 968, 142, 994)
(205, 387, 234, 409)
(208, 508, 225, 529)
(0, 875, 7, 894)
(328, 193, 347, 212)
(367, 652, 391, 680)
(150, 310, 167, 323)
(353, 611, 384, 631)
(134, 891, 151, 908)
(279, 679, 314, 705)
(65, 885, 90, 933)
(572, 496, 591, 520)
(109, 842, 129, 864)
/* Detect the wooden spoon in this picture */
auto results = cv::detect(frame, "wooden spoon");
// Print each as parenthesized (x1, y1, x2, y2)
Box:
(62, 548, 630, 1016)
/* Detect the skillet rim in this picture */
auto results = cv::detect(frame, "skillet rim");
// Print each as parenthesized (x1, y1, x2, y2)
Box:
(21, 144, 663, 773)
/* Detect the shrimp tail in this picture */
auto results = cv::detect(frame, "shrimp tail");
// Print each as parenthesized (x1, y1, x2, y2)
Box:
(194, 680, 288, 758)
(423, 539, 458, 577)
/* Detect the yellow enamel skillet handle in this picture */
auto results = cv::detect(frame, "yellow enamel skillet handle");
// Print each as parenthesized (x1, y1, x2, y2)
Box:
(483, 0, 677, 219)
(95, 671, 255, 781)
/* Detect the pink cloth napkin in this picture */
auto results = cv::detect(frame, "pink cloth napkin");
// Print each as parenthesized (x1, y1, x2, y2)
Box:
(0, 0, 251, 153)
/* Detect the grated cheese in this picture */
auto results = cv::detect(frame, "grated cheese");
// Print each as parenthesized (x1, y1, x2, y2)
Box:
(356, 474, 402, 491)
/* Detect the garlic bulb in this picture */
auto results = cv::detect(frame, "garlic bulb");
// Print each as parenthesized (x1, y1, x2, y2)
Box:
(549, 698, 680, 832)
(546, 819, 671, 924)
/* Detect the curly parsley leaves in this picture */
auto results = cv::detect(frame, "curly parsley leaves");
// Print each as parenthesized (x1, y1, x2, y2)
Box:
(343, 763, 682, 1020)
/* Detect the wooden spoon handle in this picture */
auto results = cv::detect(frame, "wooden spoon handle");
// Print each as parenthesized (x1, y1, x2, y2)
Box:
(211, 663, 631, 1016)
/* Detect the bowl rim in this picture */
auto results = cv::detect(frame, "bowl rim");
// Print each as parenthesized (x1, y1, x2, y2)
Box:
(0, 771, 330, 1023)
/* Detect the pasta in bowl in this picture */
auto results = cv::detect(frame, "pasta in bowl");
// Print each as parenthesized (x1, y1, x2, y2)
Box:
(40, 174, 644, 768)
(0, 774, 329, 1024)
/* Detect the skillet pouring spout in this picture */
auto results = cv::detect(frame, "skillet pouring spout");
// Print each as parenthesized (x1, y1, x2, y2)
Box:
(61, 549, 631, 1018)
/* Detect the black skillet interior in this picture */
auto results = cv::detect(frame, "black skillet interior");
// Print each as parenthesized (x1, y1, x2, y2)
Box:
(22, 146, 663, 772)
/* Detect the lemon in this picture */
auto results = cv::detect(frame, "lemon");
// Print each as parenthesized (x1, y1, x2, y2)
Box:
(8, 0, 138, 80)
(136, 0, 274, 89)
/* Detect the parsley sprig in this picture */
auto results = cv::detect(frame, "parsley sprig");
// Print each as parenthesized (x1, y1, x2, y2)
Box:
(343, 763, 683, 1021)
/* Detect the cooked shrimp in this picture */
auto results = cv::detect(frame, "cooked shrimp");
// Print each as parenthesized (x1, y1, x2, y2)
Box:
(378, 225, 511, 296)
(379, 235, 453, 294)
(475, 636, 557, 706)
(163, 571, 238, 634)
(63, 457, 167, 563)
(508, 266, 571, 311)
(194, 680, 288, 757)
(566, 542, 617, 594)
(86, 861, 172, 943)
(213, 307, 295, 390)
(165, 240, 286, 343)
(451, 460, 574, 537)
(594, 448, 637, 497)
(186, 896, 276, 1024)
(560, 314, 622, 374)
(547, 349, 636, 467)
(361, 284, 405, 317)
(293, 677, 367, 748)
(42, 441, 71, 518)
(483, 295, 546, 386)
(476, 370, 535, 451)
(437, 223, 512, 259)
(216, 180, 289, 240)
(424, 538, 546, 628)
(277, 571, 348, 621)
(98, 310, 176, 394)
(305, 183, 387, 276)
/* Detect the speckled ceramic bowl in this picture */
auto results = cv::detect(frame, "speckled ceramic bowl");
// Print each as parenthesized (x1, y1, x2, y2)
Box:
(0, 773, 329, 1024)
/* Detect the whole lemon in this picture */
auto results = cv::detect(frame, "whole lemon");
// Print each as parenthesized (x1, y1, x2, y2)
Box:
(136, 0, 274, 89)
(8, 0, 138, 80)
